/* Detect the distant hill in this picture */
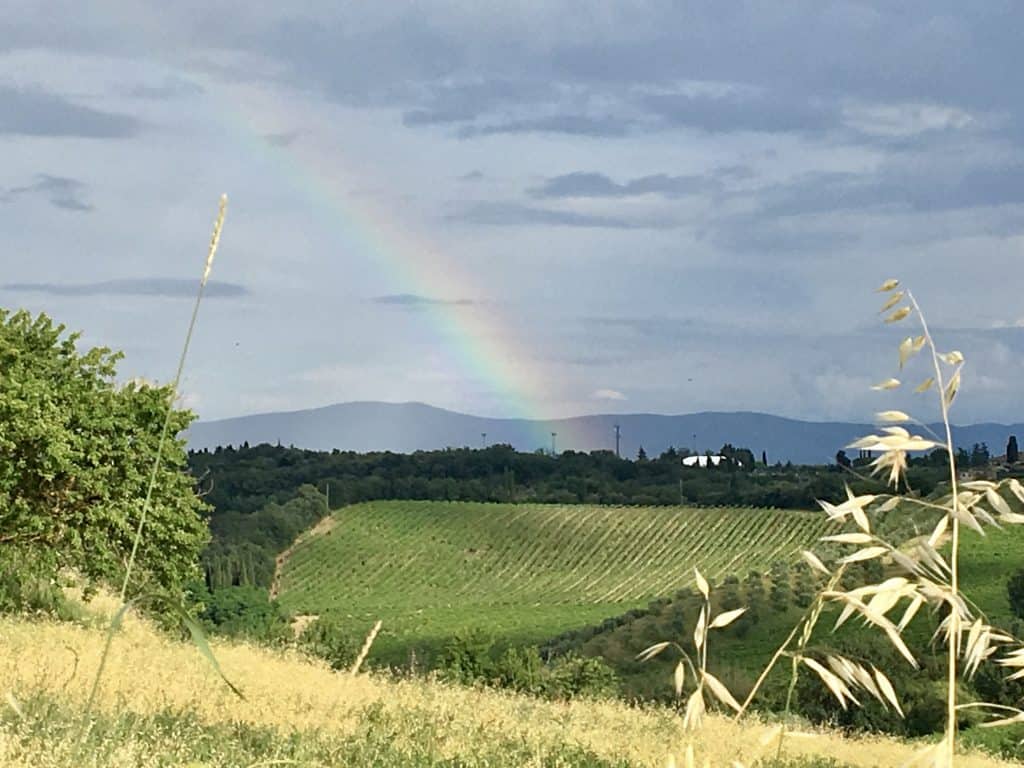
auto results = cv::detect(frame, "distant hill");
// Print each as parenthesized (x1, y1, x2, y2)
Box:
(184, 401, 1024, 465)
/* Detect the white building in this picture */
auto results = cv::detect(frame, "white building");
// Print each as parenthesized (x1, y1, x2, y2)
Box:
(682, 454, 740, 468)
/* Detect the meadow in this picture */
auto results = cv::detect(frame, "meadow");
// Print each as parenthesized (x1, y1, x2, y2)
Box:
(274, 500, 835, 661)
(0, 595, 1013, 768)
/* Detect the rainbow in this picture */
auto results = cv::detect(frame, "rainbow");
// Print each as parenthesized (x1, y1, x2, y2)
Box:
(204, 80, 578, 451)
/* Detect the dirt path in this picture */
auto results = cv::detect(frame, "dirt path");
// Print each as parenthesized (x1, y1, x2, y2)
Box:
(269, 515, 338, 600)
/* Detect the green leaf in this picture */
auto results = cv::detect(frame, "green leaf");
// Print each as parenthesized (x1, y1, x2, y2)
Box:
(162, 597, 245, 699)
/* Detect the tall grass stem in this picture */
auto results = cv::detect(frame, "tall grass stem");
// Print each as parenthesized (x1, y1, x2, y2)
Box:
(82, 195, 227, 721)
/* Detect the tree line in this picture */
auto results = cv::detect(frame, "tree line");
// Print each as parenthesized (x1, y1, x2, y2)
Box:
(188, 441, 958, 592)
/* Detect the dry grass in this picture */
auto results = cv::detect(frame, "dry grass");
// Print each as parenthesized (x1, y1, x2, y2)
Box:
(0, 603, 1013, 768)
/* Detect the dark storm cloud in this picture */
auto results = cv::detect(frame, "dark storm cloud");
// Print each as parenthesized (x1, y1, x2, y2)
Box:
(372, 294, 473, 307)
(2, 279, 249, 298)
(450, 202, 678, 230)
(529, 172, 711, 199)
(0, 86, 141, 138)
(2, 174, 93, 212)
(226, 5, 1023, 147)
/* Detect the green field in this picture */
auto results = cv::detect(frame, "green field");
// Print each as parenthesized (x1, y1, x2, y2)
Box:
(959, 522, 1024, 627)
(553, 512, 1024, 711)
(275, 501, 834, 661)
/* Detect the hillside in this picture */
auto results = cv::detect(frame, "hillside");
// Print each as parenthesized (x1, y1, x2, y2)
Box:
(184, 401, 1024, 465)
(274, 500, 836, 662)
(0, 600, 1013, 767)
(542, 522, 1024, 747)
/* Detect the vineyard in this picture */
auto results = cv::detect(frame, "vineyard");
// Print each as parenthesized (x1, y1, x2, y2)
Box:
(275, 501, 835, 659)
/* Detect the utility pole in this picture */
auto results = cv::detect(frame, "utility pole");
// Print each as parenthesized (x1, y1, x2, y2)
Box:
(614, 424, 621, 458)
(551, 432, 558, 456)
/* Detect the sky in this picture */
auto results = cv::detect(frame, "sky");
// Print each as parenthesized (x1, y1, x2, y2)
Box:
(1, 2, 1023, 425)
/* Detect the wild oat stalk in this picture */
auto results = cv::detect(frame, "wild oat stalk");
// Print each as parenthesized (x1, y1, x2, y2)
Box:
(82, 195, 228, 722)
(646, 278, 1024, 767)
(797, 279, 1024, 767)
(637, 569, 746, 767)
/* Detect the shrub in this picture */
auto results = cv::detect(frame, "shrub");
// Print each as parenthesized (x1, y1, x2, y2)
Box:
(440, 628, 496, 684)
(493, 646, 546, 695)
(547, 653, 619, 699)
(197, 584, 291, 643)
(299, 616, 362, 671)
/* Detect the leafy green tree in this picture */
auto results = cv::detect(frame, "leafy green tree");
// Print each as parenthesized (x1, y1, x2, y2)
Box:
(1007, 435, 1019, 464)
(769, 561, 791, 612)
(0, 309, 209, 600)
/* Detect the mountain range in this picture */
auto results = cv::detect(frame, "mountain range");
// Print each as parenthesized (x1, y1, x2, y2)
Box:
(183, 401, 1024, 465)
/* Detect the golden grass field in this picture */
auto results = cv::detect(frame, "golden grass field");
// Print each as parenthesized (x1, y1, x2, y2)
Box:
(0, 592, 1014, 768)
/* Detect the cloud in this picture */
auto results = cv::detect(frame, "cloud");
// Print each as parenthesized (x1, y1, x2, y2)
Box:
(703, 213, 862, 256)
(458, 170, 485, 182)
(760, 163, 1024, 217)
(2, 279, 249, 298)
(530, 171, 710, 199)
(265, 130, 299, 147)
(642, 88, 841, 135)
(400, 78, 556, 127)
(126, 76, 204, 100)
(458, 114, 631, 138)
(450, 202, 679, 229)
(372, 294, 473, 307)
(0, 86, 141, 138)
(2, 174, 93, 212)
(592, 388, 627, 401)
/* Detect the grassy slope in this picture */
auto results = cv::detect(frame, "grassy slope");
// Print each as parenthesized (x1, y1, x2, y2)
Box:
(958, 523, 1024, 628)
(274, 501, 835, 661)
(0, 603, 1011, 767)
(553, 515, 1024, 708)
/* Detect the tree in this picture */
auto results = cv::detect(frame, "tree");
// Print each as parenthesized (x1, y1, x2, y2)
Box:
(636, 445, 648, 462)
(836, 450, 852, 468)
(970, 442, 990, 468)
(0, 309, 209, 599)
(1008, 436, 1019, 464)
(738, 448, 755, 468)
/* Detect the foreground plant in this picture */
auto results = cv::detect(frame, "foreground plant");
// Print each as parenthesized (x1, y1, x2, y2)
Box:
(637, 569, 747, 767)
(796, 279, 1024, 767)
(642, 278, 1024, 767)
(83, 195, 235, 720)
